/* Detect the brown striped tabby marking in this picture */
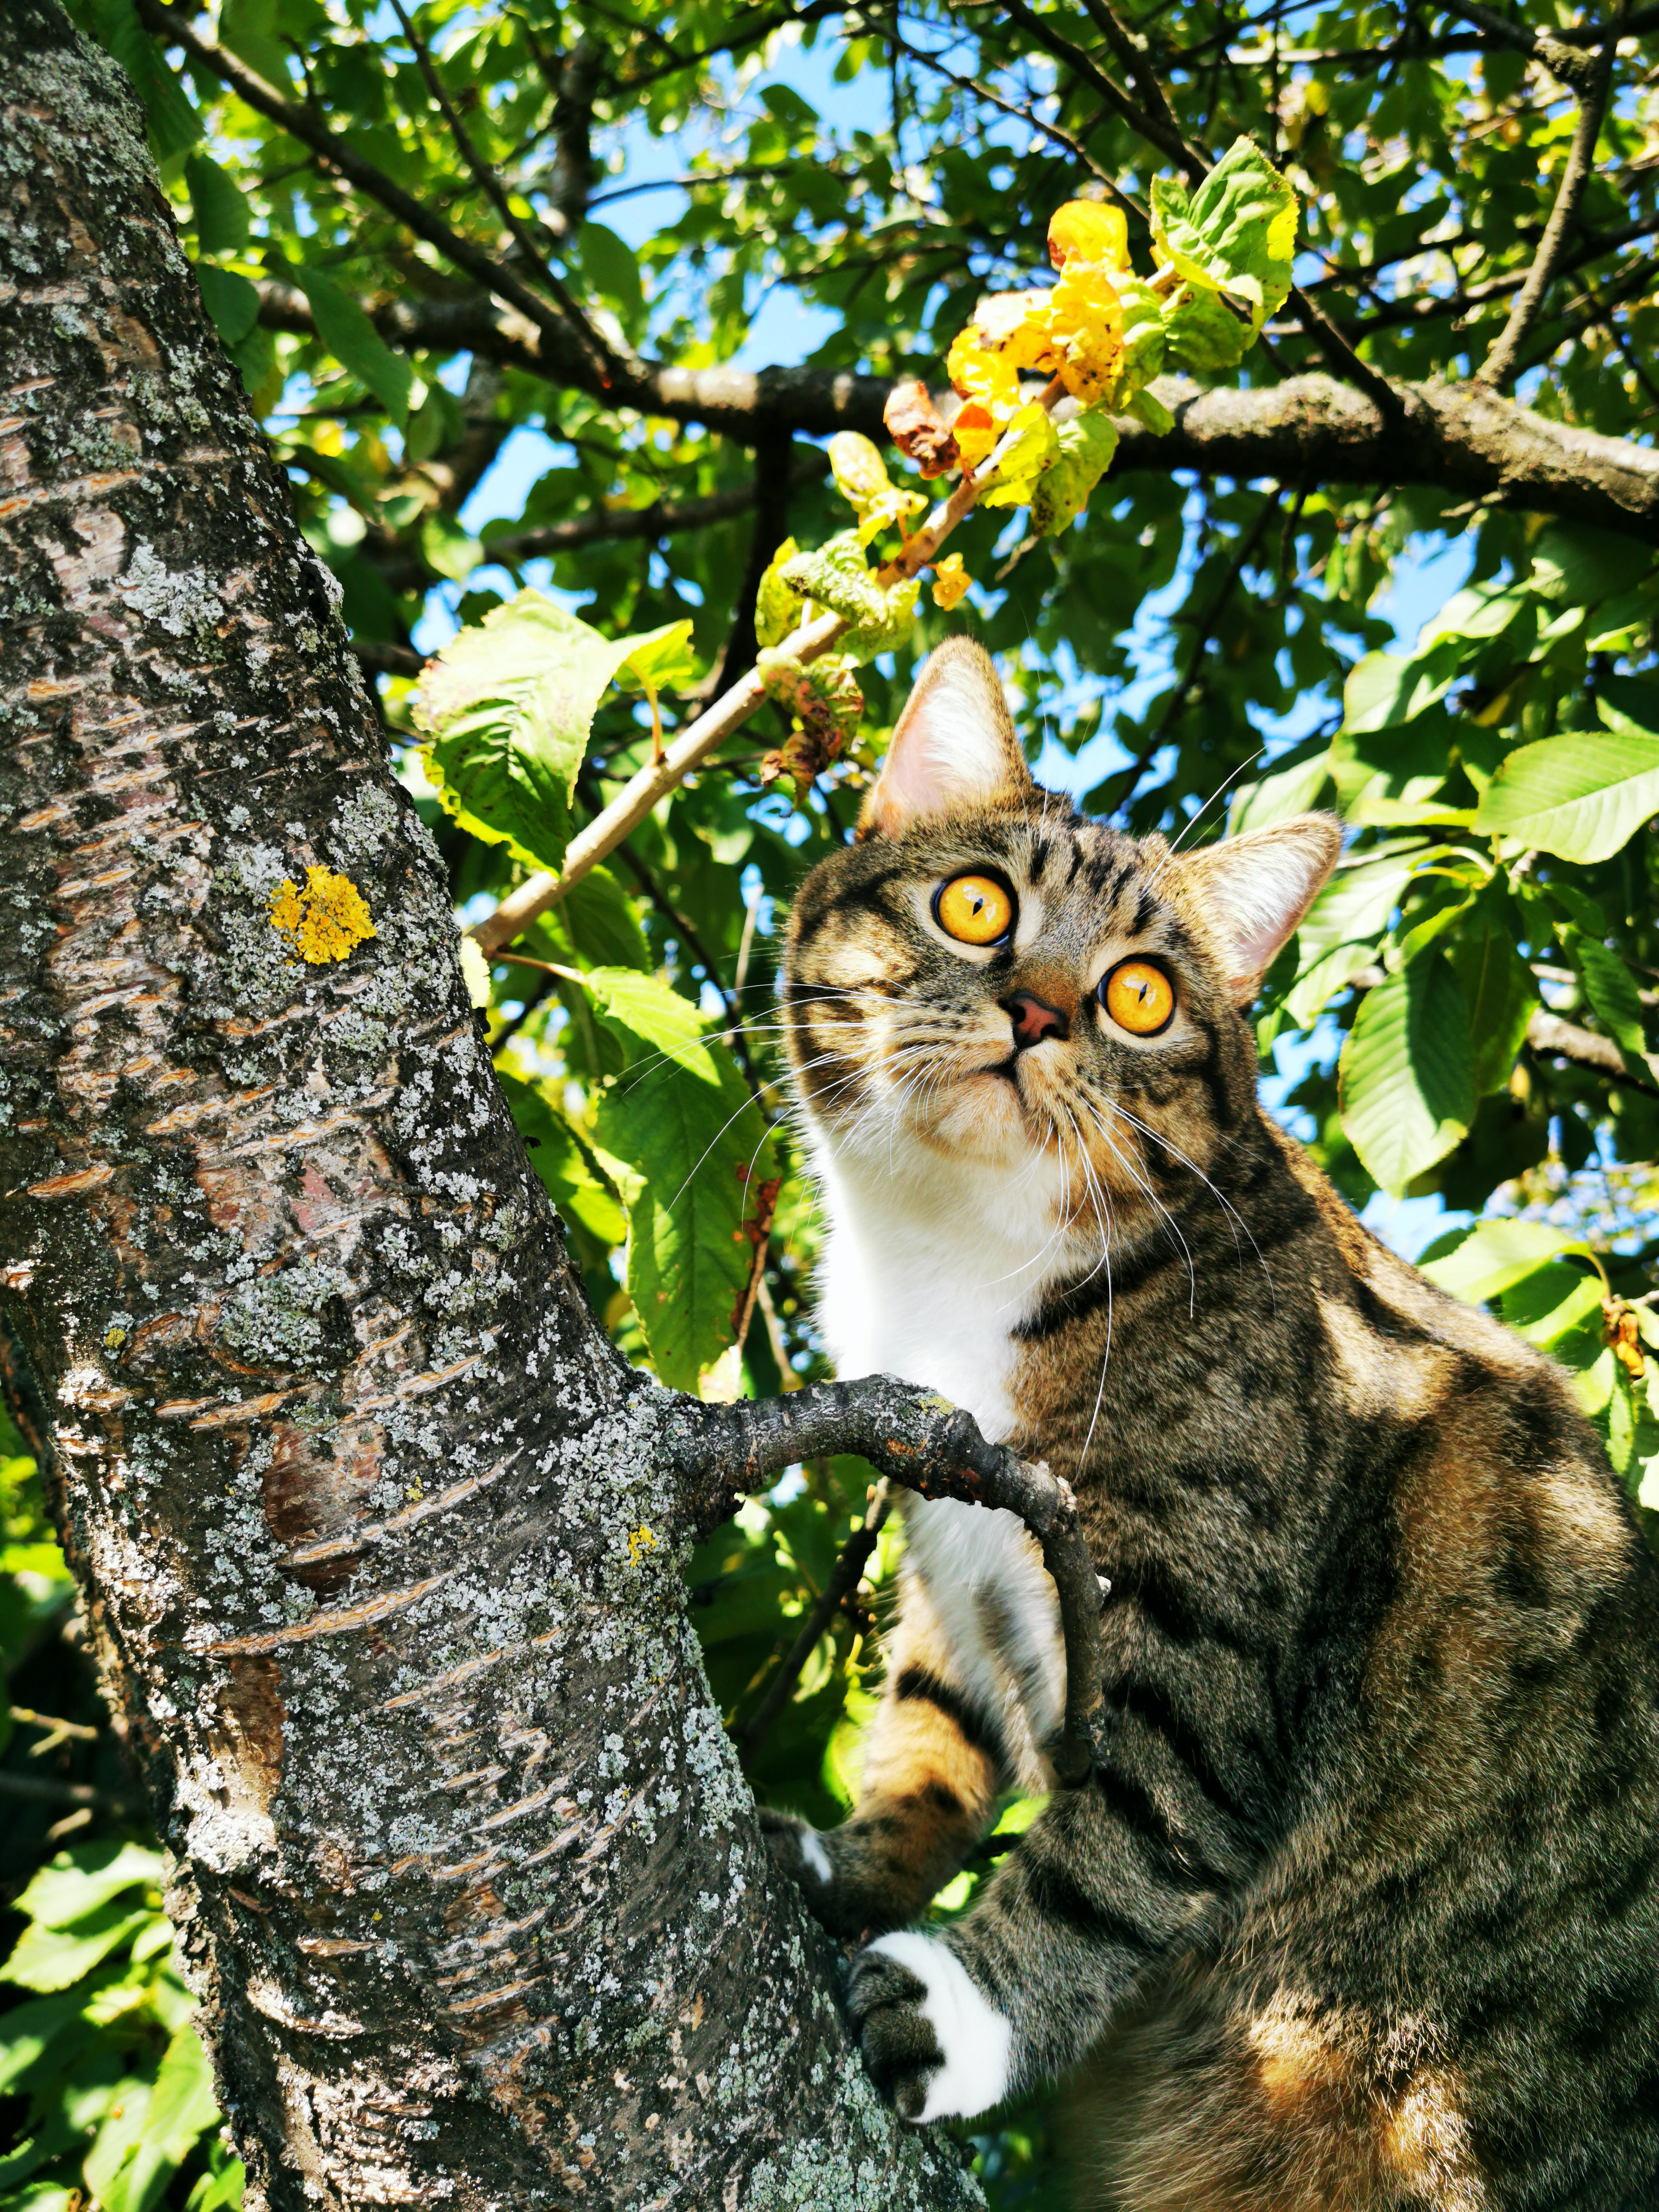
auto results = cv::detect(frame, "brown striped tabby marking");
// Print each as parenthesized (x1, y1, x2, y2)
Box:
(762, 640, 1659, 2209)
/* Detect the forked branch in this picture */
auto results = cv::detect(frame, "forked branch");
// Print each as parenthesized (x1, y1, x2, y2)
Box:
(1478, 16, 1623, 389)
(688, 1377, 1107, 1785)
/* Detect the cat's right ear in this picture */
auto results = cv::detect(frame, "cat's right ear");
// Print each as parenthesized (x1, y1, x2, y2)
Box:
(859, 640, 1035, 838)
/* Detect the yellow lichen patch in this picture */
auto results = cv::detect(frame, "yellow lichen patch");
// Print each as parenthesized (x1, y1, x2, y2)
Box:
(627, 1523, 658, 1567)
(269, 865, 377, 965)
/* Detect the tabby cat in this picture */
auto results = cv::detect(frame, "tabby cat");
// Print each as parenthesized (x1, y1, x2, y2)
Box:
(763, 639, 1659, 2210)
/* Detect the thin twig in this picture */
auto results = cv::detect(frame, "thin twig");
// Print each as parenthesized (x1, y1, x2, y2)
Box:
(384, 0, 613, 381)
(1434, 0, 1604, 93)
(1098, 486, 1282, 820)
(1478, 19, 1623, 389)
(135, 0, 613, 391)
(738, 1480, 892, 1764)
(469, 383, 1064, 952)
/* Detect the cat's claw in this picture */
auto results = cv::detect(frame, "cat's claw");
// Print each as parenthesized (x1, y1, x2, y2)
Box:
(847, 1931, 1012, 2124)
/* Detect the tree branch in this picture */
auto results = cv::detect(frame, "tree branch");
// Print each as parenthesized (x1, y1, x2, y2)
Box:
(134, 0, 615, 390)
(1477, 20, 1622, 389)
(1528, 1008, 1659, 1096)
(383, 0, 616, 380)
(691, 1379, 1107, 1785)
(737, 1480, 891, 1765)
(253, 285, 1659, 545)
(1434, 0, 1605, 92)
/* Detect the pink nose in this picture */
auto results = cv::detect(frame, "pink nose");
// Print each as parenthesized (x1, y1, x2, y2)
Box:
(1005, 991, 1068, 1049)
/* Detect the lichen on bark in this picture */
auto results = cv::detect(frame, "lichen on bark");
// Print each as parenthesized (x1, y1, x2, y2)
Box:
(0, 7, 981, 2205)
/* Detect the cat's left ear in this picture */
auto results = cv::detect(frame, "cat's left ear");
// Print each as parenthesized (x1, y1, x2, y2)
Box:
(1173, 814, 1342, 1002)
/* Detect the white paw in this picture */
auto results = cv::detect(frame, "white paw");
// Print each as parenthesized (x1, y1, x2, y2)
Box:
(860, 1930, 1012, 2122)
(798, 1829, 834, 1885)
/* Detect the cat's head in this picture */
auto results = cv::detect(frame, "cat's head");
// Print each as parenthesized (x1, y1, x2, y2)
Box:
(783, 640, 1339, 1218)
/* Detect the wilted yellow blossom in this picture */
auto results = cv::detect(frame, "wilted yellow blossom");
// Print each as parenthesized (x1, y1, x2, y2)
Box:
(1048, 199, 1130, 273)
(269, 865, 376, 964)
(931, 552, 972, 611)
(1043, 260, 1126, 406)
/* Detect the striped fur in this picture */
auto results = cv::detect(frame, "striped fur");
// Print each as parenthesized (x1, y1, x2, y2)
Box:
(769, 642, 1659, 2209)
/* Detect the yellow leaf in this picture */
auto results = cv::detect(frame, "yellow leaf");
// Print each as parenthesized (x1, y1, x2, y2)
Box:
(972, 289, 1058, 374)
(931, 552, 972, 611)
(269, 865, 376, 965)
(946, 326, 1021, 415)
(951, 401, 1000, 472)
(1047, 199, 1130, 273)
(1043, 260, 1125, 407)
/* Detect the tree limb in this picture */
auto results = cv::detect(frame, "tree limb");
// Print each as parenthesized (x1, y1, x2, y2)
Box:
(691, 1379, 1107, 1785)
(255, 281, 1659, 543)
(1528, 1008, 1659, 1096)
(1477, 19, 1622, 389)
(1435, 0, 1606, 92)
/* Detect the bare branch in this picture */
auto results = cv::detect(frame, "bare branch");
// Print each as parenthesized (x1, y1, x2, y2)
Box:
(738, 1480, 892, 1764)
(690, 1378, 1107, 1785)
(1477, 24, 1622, 389)
(994, 0, 1206, 178)
(1434, 0, 1604, 92)
(1528, 1009, 1659, 1096)
(135, 0, 611, 390)
(383, 0, 617, 382)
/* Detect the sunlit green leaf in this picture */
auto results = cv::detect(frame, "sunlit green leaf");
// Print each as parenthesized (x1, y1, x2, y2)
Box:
(1471, 731, 1659, 863)
(1338, 954, 1472, 1192)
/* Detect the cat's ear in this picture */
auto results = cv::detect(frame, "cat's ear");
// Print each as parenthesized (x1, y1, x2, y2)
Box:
(860, 640, 1035, 837)
(1174, 814, 1342, 1002)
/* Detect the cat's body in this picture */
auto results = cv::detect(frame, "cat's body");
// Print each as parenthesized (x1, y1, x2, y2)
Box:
(766, 641, 1659, 2210)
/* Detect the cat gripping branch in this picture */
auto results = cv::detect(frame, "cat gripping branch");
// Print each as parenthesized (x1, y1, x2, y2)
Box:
(769, 640, 1659, 2210)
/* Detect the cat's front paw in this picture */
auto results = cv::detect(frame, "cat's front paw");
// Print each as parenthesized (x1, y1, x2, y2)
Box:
(846, 1931, 1012, 2123)
(758, 1808, 899, 1941)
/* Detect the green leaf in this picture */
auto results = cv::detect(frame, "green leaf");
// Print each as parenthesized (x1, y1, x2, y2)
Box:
(1150, 137, 1297, 320)
(1338, 954, 1473, 1193)
(1031, 412, 1118, 537)
(1340, 648, 1457, 736)
(1575, 935, 1650, 1071)
(217, 0, 291, 89)
(585, 971, 775, 1393)
(1450, 923, 1536, 1096)
(195, 266, 260, 349)
(185, 152, 250, 254)
(539, 865, 652, 974)
(1160, 287, 1249, 370)
(978, 403, 1060, 512)
(414, 590, 652, 874)
(1500, 1263, 1605, 1355)
(613, 619, 699, 699)
(1471, 730, 1659, 863)
(2, 1905, 156, 1994)
(578, 222, 645, 328)
(287, 263, 416, 429)
(777, 533, 918, 657)
(1530, 524, 1644, 607)
(82, 0, 203, 160)
(1596, 673, 1659, 738)
(15, 1842, 164, 1931)
(496, 1070, 627, 1248)
(1419, 1218, 1583, 1304)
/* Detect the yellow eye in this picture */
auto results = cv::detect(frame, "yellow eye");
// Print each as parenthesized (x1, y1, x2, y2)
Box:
(934, 873, 1014, 946)
(1102, 959, 1175, 1036)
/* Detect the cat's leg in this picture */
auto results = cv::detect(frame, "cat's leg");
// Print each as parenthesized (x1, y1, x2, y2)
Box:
(845, 1770, 1247, 2122)
(763, 1572, 1005, 1940)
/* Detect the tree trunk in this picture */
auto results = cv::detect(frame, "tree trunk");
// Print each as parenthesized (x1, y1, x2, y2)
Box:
(0, 9, 981, 2204)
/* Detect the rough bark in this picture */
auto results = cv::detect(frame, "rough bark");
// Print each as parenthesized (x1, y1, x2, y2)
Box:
(0, 10, 983, 2207)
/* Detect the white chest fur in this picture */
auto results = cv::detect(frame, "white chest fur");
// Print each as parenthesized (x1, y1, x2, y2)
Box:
(812, 1138, 1071, 1786)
